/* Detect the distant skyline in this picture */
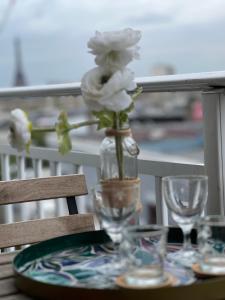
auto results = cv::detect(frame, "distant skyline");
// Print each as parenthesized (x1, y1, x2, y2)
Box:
(0, 0, 225, 87)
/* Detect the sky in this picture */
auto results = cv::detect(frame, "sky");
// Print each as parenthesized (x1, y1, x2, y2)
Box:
(0, 0, 225, 87)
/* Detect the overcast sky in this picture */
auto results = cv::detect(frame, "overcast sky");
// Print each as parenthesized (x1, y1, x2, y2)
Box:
(0, 0, 225, 87)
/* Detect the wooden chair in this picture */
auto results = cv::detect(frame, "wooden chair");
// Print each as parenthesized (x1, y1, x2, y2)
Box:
(0, 174, 94, 251)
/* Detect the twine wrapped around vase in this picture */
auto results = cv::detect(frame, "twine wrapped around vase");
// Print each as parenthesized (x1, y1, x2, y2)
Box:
(100, 177, 141, 211)
(105, 128, 132, 137)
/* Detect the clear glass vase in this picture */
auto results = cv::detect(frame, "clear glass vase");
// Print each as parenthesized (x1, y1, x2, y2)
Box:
(100, 127, 139, 181)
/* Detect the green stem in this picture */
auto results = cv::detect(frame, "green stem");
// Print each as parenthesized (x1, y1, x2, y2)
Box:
(32, 120, 99, 134)
(68, 120, 99, 131)
(113, 113, 124, 180)
(32, 127, 55, 132)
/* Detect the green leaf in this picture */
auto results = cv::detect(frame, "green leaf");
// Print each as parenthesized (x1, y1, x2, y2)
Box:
(55, 112, 72, 155)
(117, 86, 142, 127)
(117, 101, 135, 127)
(91, 88, 142, 130)
(92, 110, 114, 129)
(124, 101, 135, 113)
(119, 111, 128, 126)
(58, 132, 72, 155)
(131, 86, 143, 101)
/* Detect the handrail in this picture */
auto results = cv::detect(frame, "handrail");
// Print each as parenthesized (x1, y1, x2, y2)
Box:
(0, 145, 204, 177)
(0, 71, 225, 98)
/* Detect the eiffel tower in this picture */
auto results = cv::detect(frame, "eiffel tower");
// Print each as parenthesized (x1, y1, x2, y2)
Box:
(13, 37, 27, 86)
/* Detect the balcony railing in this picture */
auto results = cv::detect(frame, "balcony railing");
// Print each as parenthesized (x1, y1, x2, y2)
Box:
(0, 71, 225, 225)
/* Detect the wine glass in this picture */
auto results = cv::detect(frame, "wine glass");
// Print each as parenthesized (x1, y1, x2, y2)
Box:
(162, 175, 208, 266)
(92, 181, 140, 272)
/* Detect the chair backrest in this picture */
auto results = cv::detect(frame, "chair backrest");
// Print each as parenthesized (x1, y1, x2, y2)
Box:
(0, 174, 94, 248)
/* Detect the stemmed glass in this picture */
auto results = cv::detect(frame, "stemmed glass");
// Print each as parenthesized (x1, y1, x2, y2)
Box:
(162, 175, 208, 267)
(92, 181, 140, 271)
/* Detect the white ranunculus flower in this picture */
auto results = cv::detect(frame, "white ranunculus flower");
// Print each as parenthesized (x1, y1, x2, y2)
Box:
(81, 67, 137, 112)
(8, 109, 32, 152)
(81, 67, 105, 112)
(88, 28, 141, 72)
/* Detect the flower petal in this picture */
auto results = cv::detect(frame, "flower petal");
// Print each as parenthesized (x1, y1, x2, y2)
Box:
(100, 90, 133, 112)
(88, 28, 141, 71)
(8, 109, 32, 152)
(81, 67, 136, 112)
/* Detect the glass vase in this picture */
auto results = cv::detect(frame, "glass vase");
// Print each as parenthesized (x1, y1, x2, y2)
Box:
(99, 126, 141, 224)
(100, 127, 139, 181)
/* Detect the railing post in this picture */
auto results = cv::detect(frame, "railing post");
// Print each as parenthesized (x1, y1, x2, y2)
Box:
(155, 176, 168, 225)
(202, 89, 225, 215)
(33, 159, 44, 219)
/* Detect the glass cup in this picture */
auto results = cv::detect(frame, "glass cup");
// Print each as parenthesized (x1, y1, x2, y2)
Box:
(198, 215, 225, 274)
(162, 175, 208, 266)
(92, 181, 140, 275)
(92, 181, 140, 245)
(120, 225, 168, 287)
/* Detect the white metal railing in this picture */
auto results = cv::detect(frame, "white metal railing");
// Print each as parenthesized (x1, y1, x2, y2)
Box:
(0, 144, 204, 225)
(0, 71, 224, 97)
(0, 71, 225, 224)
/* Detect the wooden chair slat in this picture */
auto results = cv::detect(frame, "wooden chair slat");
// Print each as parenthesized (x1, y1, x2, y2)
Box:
(0, 252, 18, 265)
(0, 174, 87, 205)
(0, 174, 94, 299)
(0, 278, 18, 297)
(0, 264, 14, 280)
(0, 214, 94, 248)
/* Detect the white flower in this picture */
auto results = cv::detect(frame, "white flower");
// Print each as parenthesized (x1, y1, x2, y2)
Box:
(81, 67, 137, 112)
(81, 68, 105, 112)
(8, 109, 32, 152)
(88, 28, 141, 72)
